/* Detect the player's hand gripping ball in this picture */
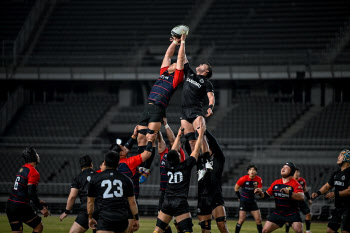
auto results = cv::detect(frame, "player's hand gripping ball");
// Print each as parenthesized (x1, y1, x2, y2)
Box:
(171, 25, 189, 39)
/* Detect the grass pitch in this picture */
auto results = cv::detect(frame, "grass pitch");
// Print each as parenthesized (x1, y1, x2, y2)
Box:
(0, 215, 328, 233)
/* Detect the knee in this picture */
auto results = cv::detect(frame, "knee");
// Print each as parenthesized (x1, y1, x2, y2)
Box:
(262, 229, 268, 233)
(255, 218, 262, 225)
(305, 213, 311, 219)
(34, 222, 43, 233)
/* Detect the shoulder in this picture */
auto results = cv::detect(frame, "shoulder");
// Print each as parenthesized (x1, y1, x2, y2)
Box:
(256, 175, 262, 181)
(29, 166, 39, 176)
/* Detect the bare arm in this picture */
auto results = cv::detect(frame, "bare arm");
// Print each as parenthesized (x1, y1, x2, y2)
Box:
(128, 196, 140, 231)
(140, 133, 156, 162)
(291, 192, 304, 201)
(190, 124, 205, 160)
(206, 92, 215, 118)
(163, 118, 176, 149)
(161, 38, 179, 68)
(311, 182, 333, 198)
(60, 188, 78, 221)
(87, 197, 95, 217)
(176, 34, 186, 70)
(171, 127, 184, 151)
(339, 186, 350, 196)
(234, 184, 241, 192)
(157, 131, 166, 154)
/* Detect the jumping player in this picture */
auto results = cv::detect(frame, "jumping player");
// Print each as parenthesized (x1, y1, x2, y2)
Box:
(196, 130, 230, 233)
(285, 167, 312, 233)
(59, 155, 97, 233)
(311, 149, 350, 233)
(137, 33, 187, 181)
(87, 151, 139, 233)
(234, 165, 263, 233)
(254, 162, 304, 233)
(158, 118, 186, 233)
(6, 147, 50, 233)
(181, 54, 214, 180)
(153, 123, 205, 233)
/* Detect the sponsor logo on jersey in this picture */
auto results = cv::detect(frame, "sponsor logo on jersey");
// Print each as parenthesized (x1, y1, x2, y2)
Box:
(334, 181, 344, 186)
(19, 168, 23, 172)
(186, 77, 201, 88)
(342, 175, 345, 180)
(199, 79, 204, 83)
(87, 176, 91, 182)
(160, 74, 169, 80)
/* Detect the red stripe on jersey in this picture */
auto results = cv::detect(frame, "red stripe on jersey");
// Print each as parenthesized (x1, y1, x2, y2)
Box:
(150, 92, 169, 100)
(148, 98, 167, 107)
(17, 175, 28, 179)
(158, 78, 173, 86)
(8, 198, 28, 204)
(11, 193, 29, 201)
(276, 204, 291, 207)
(154, 85, 170, 92)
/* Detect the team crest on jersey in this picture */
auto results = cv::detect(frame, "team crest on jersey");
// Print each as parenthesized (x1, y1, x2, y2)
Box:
(342, 175, 345, 180)
(246, 182, 249, 185)
(275, 186, 278, 189)
(197, 208, 201, 213)
(19, 168, 23, 172)
(87, 176, 91, 182)
(286, 187, 292, 191)
(199, 79, 204, 83)
(254, 181, 258, 186)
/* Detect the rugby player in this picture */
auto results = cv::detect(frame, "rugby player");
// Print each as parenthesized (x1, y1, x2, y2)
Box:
(60, 155, 97, 233)
(158, 118, 186, 233)
(87, 151, 139, 233)
(234, 165, 263, 233)
(6, 147, 50, 233)
(254, 162, 304, 233)
(153, 122, 205, 233)
(285, 167, 312, 233)
(312, 149, 350, 233)
(196, 130, 230, 233)
(137, 33, 187, 181)
(180, 53, 214, 180)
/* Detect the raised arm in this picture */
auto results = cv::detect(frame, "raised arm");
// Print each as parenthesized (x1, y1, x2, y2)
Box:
(60, 188, 78, 221)
(157, 131, 167, 154)
(163, 117, 177, 149)
(161, 37, 180, 68)
(206, 92, 215, 118)
(171, 127, 184, 151)
(176, 34, 187, 70)
(190, 123, 206, 160)
(140, 132, 156, 162)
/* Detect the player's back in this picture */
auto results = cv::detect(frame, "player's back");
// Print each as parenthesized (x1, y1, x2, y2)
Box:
(165, 156, 196, 198)
(88, 169, 134, 221)
(71, 168, 97, 210)
(9, 164, 40, 205)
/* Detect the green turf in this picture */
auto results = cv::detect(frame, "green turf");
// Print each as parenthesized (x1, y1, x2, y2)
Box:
(0, 215, 328, 232)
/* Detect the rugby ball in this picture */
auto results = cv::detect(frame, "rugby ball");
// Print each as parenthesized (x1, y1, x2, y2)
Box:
(171, 25, 189, 38)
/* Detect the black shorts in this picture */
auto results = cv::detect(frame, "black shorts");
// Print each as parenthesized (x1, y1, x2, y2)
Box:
(161, 197, 190, 217)
(97, 218, 129, 232)
(6, 201, 39, 226)
(158, 190, 166, 211)
(267, 211, 302, 227)
(138, 103, 166, 126)
(328, 208, 350, 232)
(180, 107, 203, 124)
(75, 211, 98, 230)
(298, 200, 310, 215)
(197, 193, 225, 216)
(239, 200, 259, 212)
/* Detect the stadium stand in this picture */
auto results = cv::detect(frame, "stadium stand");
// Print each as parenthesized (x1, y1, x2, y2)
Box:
(213, 96, 310, 144)
(286, 103, 350, 145)
(2, 93, 117, 144)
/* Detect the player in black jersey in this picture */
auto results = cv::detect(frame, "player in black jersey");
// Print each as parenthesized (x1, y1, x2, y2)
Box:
(87, 151, 139, 233)
(312, 149, 350, 233)
(6, 147, 50, 233)
(153, 123, 206, 233)
(60, 155, 98, 233)
(181, 57, 214, 180)
(196, 130, 230, 233)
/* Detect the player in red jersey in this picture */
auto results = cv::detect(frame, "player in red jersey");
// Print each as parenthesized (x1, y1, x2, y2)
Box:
(255, 162, 304, 233)
(158, 118, 186, 233)
(6, 147, 50, 233)
(234, 165, 263, 233)
(95, 160, 105, 173)
(285, 167, 312, 233)
(137, 34, 187, 182)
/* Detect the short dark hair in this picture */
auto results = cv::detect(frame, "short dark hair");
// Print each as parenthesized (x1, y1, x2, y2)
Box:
(22, 147, 38, 163)
(247, 164, 258, 172)
(104, 151, 120, 168)
(205, 62, 212, 79)
(167, 150, 180, 165)
(109, 143, 122, 153)
(79, 155, 92, 168)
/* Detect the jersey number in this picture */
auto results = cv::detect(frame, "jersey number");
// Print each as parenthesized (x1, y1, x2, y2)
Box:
(167, 171, 183, 184)
(14, 177, 20, 190)
(101, 179, 123, 199)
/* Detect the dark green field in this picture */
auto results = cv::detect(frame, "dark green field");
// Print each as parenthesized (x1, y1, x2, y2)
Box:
(0, 215, 328, 232)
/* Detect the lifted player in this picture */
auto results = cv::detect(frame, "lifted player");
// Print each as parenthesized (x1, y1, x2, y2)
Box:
(285, 167, 312, 233)
(255, 162, 304, 233)
(6, 147, 50, 233)
(196, 130, 230, 233)
(234, 165, 263, 233)
(87, 151, 139, 233)
(180, 54, 214, 180)
(312, 150, 350, 233)
(137, 34, 187, 181)
(60, 155, 97, 233)
(153, 123, 205, 233)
